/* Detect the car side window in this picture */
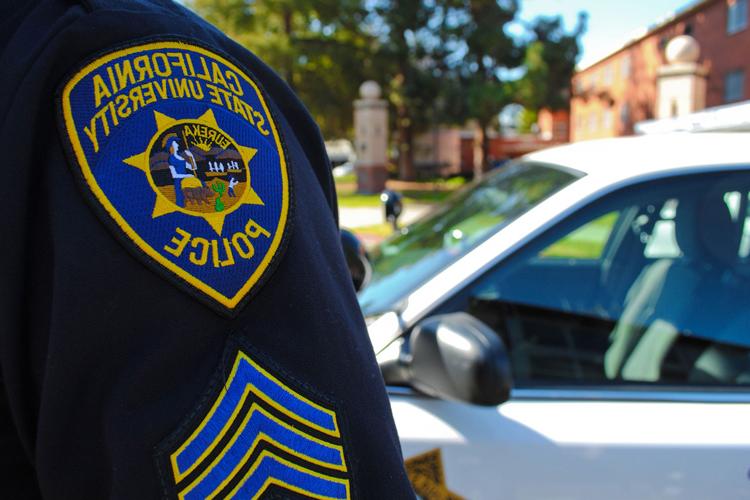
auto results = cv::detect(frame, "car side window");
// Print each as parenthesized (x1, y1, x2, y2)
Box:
(442, 171, 750, 388)
(539, 211, 618, 260)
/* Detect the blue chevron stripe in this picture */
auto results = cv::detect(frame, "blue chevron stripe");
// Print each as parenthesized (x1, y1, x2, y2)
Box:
(229, 452, 349, 499)
(170, 351, 349, 500)
(181, 405, 345, 500)
(174, 352, 340, 479)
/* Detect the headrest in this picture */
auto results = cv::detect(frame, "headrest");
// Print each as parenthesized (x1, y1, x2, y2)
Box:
(674, 201, 699, 260)
(675, 192, 741, 266)
(698, 195, 742, 265)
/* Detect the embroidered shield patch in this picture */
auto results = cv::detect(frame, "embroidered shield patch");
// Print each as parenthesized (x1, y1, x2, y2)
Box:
(58, 40, 291, 315)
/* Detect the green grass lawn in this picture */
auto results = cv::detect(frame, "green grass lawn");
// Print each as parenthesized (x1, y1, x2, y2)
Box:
(336, 192, 383, 207)
(335, 175, 465, 208)
(401, 190, 455, 203)
(333, 173, 357, 184)
(347, 200, 620, 260)
(352, 222, 394, 238)
(337, 188, 457, 207)
(540, 212, 619, 259)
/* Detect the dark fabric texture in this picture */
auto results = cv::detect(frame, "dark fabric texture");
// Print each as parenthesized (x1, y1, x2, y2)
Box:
(0, 0, 412, 498)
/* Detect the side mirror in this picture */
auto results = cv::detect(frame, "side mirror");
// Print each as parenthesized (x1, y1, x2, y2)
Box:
(385, 313, 512, 406)
(340, 229, 371, 291)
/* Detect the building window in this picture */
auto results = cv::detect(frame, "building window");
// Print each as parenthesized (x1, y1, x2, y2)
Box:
(553, 121, 568, 139)
(728, 0, 748, 34)
(724, 70, 745, 102)
(659, 35, 670, 52)
(620, 102, 631, 126)
(621, 54, 632, 78)
(590, 71, 599, 89)
(574, 78, 584, 95)
(589, 112, 599, 133)
(602, 64, 613, 86)
(603, 109, 614, 130)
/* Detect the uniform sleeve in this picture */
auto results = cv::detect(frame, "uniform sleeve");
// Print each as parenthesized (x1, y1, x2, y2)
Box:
(0, 1, 413, 498)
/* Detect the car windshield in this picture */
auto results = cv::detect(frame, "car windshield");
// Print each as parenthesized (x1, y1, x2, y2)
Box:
(358, 162, 581, 317)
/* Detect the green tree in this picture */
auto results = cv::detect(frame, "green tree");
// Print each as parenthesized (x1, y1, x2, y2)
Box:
(517, 107, 538, 133)
(371, 1, 447, 181)
(447, 0, 523, 178)
(186, 0, 373, 138)
(186, 1, 587, 181)
(518, 13, 587, 112)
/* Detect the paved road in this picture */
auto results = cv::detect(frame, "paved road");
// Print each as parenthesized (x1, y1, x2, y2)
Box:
(339, 203, 432, 229)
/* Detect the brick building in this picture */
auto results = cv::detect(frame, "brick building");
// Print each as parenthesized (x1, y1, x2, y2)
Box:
(413, 127, 566, 177)
(571, 0, 750, 141)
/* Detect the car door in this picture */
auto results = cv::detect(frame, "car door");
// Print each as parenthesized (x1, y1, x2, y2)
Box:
(394, 170, 750, 500)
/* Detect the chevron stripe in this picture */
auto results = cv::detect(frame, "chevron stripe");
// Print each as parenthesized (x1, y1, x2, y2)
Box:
(226, 451, 350, 499)
(172, 351, 340, 481)
(169, 351, 350, 500)
(179, 404, 346, 500)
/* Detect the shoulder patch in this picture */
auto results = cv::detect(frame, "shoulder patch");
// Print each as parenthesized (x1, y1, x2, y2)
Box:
(156, 349, 351, 500)
(58, 40, 291, 315)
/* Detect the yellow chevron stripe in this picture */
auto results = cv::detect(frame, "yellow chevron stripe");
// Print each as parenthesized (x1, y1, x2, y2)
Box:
(226, 450, 351, 500)
(171, 351, 342, 482)
(178, 403, 347, 500)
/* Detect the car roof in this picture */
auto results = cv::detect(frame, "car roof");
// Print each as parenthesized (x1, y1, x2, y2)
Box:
(524, 133, 750, 183)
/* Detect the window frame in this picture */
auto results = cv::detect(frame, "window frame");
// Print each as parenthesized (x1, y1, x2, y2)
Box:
(724, 69, 745, 103)
(620, 54, 632, 79)
(620, 102, 630, 127)
(421, 168, 750, 396)
(727, 0, 748, 34)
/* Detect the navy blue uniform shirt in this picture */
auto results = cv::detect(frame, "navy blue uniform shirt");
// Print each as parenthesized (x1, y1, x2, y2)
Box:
(0, 1, 413, 498)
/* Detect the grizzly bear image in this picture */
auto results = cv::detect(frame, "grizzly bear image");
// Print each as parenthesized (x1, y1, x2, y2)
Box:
(183, 185, 214, 205)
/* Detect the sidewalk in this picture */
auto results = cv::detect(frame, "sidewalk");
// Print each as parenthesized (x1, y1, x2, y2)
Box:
(339, 203, 432, 229)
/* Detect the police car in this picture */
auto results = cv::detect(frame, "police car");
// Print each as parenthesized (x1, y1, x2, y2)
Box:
(358, 133, 750, 499)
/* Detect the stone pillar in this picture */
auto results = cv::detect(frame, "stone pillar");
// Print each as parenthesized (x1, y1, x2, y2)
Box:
(354, 81, 389, 193)
(656, 35, 708, 119)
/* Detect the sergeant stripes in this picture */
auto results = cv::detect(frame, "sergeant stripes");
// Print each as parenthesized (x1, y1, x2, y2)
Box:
(170, 351, 350, 499)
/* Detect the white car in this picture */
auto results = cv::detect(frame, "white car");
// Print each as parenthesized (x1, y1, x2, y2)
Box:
(332, 160, 355, 178)
(358, 133, 750, 499)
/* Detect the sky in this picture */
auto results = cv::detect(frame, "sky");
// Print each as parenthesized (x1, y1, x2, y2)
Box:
(514, 0, 700, 68)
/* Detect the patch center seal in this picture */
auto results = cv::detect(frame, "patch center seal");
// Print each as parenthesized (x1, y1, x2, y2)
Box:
(58, 40, 291, 315)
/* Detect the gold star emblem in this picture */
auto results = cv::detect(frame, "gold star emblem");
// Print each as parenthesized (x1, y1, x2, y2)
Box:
(123, 109, 263, 235)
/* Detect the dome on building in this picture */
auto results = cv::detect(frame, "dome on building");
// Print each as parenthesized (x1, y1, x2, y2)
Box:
(360, 80, 382, 100)
(665, 35, 701, 63)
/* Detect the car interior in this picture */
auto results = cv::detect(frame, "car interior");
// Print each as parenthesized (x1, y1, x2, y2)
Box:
(439, 171, 750, 388)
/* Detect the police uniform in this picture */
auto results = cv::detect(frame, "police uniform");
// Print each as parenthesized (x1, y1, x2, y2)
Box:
(0, 1, 413, 498)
